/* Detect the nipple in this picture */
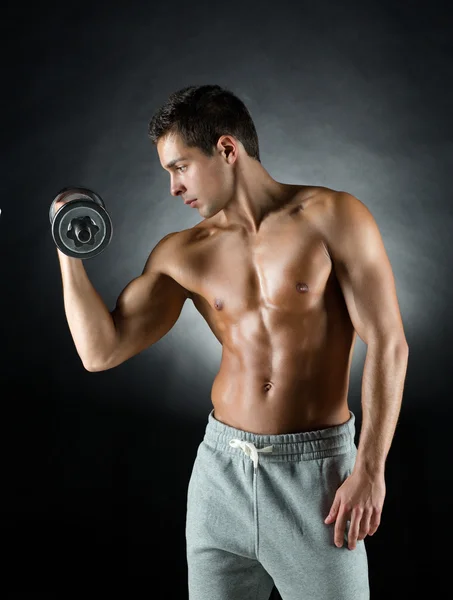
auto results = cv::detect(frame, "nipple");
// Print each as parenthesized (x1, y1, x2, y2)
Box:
(214, 298, 224, 310)
(296, 282, 309, 293)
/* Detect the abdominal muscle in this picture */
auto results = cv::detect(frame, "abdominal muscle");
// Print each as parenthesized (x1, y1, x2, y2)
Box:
(210, 300, 356, 435)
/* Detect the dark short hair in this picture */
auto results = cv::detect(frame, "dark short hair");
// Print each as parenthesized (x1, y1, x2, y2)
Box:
(148, 84, 261, 162)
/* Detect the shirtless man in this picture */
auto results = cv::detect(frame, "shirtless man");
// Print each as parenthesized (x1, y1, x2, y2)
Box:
(56, 85, 409, 600)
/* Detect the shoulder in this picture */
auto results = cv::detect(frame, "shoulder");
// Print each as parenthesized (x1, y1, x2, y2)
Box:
(146, 222, 204, 267)
(142, 230, 184, 278)
(297, 185, 368, 214)
(147, 226, 196, 257)
(144, 228, 195, 299)
(330, 189, 373, 217)
(144, 230, 181, 267)
(297, 187, 379, 261)
(317, 189, 383, 265)
(326, 190, 377, 236)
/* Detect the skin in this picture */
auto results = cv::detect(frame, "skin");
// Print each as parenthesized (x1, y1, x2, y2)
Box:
(152, 133, 409, 550)
(59, 131, 408, 550)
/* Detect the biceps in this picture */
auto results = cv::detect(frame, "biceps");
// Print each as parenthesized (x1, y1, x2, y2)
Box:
(335, 256, 406, 346)
(111, 272, 188, 354)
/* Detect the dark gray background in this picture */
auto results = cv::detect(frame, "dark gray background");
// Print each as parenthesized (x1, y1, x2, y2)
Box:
(2, 0, 451, 597)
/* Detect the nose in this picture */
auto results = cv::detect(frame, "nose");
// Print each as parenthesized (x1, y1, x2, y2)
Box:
(170, 180, 185, 197)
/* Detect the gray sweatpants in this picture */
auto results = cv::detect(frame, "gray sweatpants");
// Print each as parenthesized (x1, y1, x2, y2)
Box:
(186, 409, 369, 600)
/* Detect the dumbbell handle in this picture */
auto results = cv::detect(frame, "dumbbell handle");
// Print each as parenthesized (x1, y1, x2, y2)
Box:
(73, 219, 92, 243)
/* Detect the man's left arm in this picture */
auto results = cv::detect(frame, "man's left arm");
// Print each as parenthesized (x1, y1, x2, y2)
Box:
(323, 191, 409, 548)
(326, 191, 409, 474)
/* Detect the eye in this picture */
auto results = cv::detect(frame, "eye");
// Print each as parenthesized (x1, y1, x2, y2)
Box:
(176, 166, 186, 173)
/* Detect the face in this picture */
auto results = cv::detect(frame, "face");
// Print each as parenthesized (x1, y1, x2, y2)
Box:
(157, 133, 235, 219)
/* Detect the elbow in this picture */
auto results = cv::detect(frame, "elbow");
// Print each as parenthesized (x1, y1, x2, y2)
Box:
(83, 352, 124, 372)
(397, 339, 409, 355)
(82, 354, 111, 372)
(389, 338, 409, 356)
(391, 339, 409, 363)
(369, 336, 409, 355)
(83, 361, 106, 372)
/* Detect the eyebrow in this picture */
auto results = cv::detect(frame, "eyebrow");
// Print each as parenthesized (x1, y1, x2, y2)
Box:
(165, 156, 189, 169)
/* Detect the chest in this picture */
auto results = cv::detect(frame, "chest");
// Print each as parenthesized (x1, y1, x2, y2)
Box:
(176, 214, 334, 317)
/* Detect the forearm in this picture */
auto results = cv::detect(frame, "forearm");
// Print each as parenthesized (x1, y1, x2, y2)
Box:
(354, 340, 409, 476)
(57, 249, 117, 370)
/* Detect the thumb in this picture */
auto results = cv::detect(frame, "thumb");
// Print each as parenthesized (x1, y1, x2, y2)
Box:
(325, 497, 340, 523)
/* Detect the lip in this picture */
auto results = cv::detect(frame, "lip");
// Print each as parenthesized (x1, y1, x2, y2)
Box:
(184, 198, 197, 206)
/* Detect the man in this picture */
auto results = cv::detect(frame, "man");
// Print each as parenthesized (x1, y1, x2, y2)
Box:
(56, 84, 409, 599)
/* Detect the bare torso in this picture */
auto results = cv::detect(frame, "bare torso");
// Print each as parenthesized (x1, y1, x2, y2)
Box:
(165, 185, 355, 434)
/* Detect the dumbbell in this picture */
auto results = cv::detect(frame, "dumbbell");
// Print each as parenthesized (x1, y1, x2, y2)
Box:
(49, 186, 113, 259)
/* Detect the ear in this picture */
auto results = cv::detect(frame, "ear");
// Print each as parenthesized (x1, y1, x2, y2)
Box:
(217, 135, 238, 163)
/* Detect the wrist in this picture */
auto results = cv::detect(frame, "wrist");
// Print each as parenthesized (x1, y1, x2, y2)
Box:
(353, 457, 385, 478)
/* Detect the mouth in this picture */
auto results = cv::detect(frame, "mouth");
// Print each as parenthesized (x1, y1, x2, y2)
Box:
(184, 199, 197, 206)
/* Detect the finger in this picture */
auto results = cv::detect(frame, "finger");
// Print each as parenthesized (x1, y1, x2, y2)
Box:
(368, 511, 382, 536)
(347, 507, 363, 550)
(325, 496, 340, 523)
(358, 509, 372, 540)
(334, 509, 349, 547)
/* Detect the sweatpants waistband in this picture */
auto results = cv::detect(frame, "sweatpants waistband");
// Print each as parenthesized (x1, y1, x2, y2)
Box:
(203, 409, 356, 468)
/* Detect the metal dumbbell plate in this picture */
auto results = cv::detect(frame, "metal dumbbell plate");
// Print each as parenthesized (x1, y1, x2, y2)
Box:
(51, 200, 112, 259)
(49, 187, 105, 224)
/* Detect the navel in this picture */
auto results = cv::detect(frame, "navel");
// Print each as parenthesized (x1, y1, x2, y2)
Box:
(296, 282, 309, 293)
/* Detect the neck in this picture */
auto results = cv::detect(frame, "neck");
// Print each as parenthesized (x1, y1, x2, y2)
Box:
(218, 160, 287, 234)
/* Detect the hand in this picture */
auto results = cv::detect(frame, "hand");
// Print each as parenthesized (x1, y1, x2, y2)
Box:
(324, 469, 386, 550)
(52, 192, 72, 215)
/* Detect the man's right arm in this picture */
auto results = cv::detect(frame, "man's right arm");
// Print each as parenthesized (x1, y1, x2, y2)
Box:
(57, 232, 189, 372)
